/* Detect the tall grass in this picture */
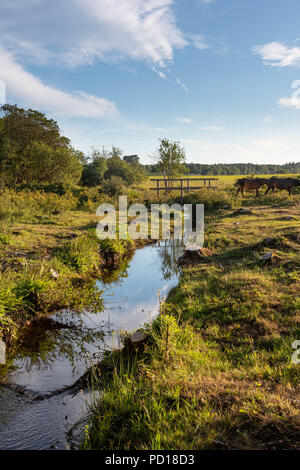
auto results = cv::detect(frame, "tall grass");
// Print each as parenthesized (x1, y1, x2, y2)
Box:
(0, 189, 77, 224)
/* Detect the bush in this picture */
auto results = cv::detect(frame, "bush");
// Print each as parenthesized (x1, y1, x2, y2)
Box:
(102, 176, 125, 196)
(0, 189, 77, 223)
(177, 188, 234, 212)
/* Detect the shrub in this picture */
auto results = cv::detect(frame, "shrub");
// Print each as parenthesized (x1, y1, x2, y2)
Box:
(177, 188, 234, 212)
(103, 176, 125, 196)
(0, 189, 77, 223)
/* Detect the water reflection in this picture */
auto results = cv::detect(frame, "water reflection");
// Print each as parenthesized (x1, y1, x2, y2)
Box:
(0, 241, 183, 449)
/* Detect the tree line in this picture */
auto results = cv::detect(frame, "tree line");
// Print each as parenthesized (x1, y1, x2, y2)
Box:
(1, 105, 299, 195)
(144, 162, 300, 176)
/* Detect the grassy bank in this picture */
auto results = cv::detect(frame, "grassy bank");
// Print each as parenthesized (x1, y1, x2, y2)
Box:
(0, 189, 140, 342)
(83, 192, 300, 450)
(0, 180, 243, 344)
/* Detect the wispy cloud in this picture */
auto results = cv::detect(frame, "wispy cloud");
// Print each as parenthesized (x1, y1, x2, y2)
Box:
(176, 77, 188, 92)
(252, 42, 300, 67)
(174, 117, 192, 123)
(152, 66, 167, 79)
(0, 46, 118, 117)
(188, 34, 210, 50)
(0, 0, 188, 67)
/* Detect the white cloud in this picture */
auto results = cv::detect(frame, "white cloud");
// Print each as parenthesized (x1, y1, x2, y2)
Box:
(198, 126, 223, 131)
(176, 77, 188, 92)
(152, 66, 167, 79)
(0, 0, 188, 67)
(188, 34, 210, 50)
(174, 117, 192, 123)
(0, 47, 118, 117)
(252, 42, 300, 67)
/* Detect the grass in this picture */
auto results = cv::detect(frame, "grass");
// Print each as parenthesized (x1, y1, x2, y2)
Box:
(0, 190, 137, 341)
(1, 180, 300, 449)
(82, 192, 300, 450)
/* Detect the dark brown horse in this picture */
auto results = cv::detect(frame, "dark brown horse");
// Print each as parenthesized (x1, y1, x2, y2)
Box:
(235, 178, 268, 197)
(265, 177, 300, 195)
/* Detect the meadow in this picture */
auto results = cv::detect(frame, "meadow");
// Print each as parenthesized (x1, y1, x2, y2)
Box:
(80, 181, 300, 450)
(138, 173, 300, 191)
(1, 176, 300, 450)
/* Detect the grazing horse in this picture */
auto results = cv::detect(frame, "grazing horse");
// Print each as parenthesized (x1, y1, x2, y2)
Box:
(235, 178, 268, 197)
(265, 177, 300, 195)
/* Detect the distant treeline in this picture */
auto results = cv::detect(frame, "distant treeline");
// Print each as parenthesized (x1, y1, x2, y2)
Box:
(144, 162, 300, 176)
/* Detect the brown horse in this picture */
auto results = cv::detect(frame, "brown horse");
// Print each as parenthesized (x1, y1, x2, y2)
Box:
(265, 177, 300, 195)
(235, 178, 268, 197)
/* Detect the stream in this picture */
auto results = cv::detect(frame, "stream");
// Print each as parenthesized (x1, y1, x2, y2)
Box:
(0, 242, 183, 450)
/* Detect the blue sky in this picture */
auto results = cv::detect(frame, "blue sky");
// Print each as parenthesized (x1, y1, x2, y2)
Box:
(0, 0, 300, 164)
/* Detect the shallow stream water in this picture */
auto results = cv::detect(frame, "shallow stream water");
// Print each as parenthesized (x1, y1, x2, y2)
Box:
(0, 242, 183, 450)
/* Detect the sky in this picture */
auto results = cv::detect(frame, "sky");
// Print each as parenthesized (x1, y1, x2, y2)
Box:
(0, 0, 300, 164)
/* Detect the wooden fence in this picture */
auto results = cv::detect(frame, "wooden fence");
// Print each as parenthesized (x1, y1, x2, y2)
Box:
(150, 178, 218, 200)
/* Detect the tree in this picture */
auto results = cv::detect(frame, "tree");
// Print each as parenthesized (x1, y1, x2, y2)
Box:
(80, 146, 146, 187)
(104, 154, 146, 185)
(0, 104, 81, 185)
(123, 154, 140, 165)
(155, 138, 186, 187)
(103, 176, 125, 195)
(81, 147, 108, 187)
(110, 146, 123, 159)
(25, 142, 82, 184)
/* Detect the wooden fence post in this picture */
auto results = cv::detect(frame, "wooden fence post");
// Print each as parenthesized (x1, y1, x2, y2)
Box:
(180, 179, 183, 203)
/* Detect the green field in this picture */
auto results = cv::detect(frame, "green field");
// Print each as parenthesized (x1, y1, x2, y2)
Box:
(138, 174, 300, 191)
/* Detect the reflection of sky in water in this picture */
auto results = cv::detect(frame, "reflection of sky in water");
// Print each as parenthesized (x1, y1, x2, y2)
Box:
(6, 245, 181, 392)
(96, 246, 180, 333)
(0, 244, 182, 449)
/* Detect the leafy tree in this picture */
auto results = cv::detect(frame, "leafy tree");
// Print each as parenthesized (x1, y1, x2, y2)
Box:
(110, 146, 123, 159)
(80, 146, 146, 187)
(0, 104, 82, 185)
(123, 154, 140, 165)
(155, 138, 186, 186)
(81, 147, 108, 187)
(25, 142, 82, 184)
(104, 154, 146, 186)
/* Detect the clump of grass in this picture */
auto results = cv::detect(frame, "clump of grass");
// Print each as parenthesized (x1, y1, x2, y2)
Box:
(57, 231, 101, 275)
(12, 276, 48, 314)
(0, 257, 104, 340)
(98, 238, 134, 267)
